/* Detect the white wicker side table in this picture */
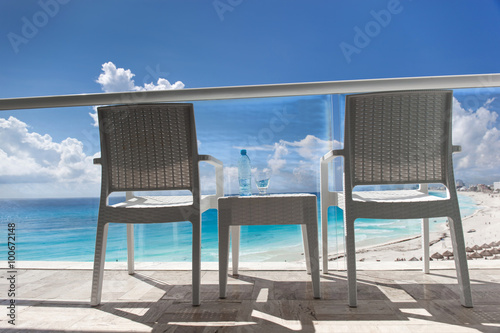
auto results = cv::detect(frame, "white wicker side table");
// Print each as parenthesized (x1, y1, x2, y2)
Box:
(218, 194, 320, 299)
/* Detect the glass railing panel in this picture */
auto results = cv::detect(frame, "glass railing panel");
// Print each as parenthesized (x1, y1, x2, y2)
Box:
(1, 86, 499, 267)
(0, 96, 344, 264)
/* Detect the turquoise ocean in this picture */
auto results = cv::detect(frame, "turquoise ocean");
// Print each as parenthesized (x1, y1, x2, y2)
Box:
(0, 192, 478, 262)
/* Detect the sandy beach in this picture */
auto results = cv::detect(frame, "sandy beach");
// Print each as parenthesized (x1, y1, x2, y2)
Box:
(328, 191, 500, 262)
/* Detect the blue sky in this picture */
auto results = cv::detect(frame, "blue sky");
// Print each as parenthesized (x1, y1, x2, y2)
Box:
(1, 0, 500, 197)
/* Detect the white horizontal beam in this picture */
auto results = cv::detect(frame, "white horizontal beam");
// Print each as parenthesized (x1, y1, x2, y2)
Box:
(1, 73, 499, 111)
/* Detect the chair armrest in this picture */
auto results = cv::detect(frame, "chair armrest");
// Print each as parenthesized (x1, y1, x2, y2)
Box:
(321, 149, 344, 164)
(320, 149, 344, 198)
(93, 158, 102, 165)
(199, 155, 224, 198)
(320, 150, 343, 209)
(452, 145, 461, 153)
(199, 154, 223, 166)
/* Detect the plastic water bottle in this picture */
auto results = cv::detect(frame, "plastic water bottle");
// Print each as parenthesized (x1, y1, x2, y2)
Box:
(238, 149, 252, 196)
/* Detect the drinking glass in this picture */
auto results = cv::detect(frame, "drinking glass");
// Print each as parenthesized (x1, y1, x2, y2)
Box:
(254, 169, 271, 195)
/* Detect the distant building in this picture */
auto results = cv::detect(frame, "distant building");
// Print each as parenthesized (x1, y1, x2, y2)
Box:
(477, 184, 492, 193)
(494, 182, 500, 191)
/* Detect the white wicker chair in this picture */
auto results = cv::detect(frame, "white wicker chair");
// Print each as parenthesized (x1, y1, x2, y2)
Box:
(90, 103, 223, 307)
(320, 90, 472, 308)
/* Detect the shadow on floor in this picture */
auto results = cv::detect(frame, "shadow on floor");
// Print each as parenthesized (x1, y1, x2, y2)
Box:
(2, 269, 500, 332)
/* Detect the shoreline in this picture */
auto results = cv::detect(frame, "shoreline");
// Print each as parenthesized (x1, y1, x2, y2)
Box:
(326, 191, 500, 262)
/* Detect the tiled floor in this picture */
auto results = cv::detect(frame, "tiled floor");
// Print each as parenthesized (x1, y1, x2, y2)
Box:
(1, 268, 499, 332)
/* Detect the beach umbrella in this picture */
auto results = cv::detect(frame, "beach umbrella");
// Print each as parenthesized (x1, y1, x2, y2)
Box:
(472, 245, 483, 251)
(480, 250, 493, 257)
(465, 247, 474, 253)
(481, 243, 491, 249)
(470, 252, 483, 259)
(409, 257, 419, 261)
(431, 252, 444, 260)
(442, 250, 453, 259)
(493, 255, 500, 260)
(490, 248, 500, 254)
(495, 241, 500, 247)
(467, 255, 472, 260)
(489, 241, 497, 247)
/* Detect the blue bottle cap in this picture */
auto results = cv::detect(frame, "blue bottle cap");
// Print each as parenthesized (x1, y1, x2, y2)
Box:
(241, 149, 247, 155)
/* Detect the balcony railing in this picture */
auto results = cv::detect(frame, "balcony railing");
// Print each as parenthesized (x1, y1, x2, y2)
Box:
(1, 73, 500, 110)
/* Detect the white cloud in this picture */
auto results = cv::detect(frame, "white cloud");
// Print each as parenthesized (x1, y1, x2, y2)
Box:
(230, 135, 339, 193)
(0, 116, 100, 192)
(90, 62, 185, 126)
(96, 61, 185, 93)
(138, 78, 185, 91)
(452, 97, 500, 184)
(283, 135, 339, 160)
(223, 166, 239, 193)
(292, 160, 317, 184)
(485, 97, 496, 107)
(90, 106, 99, 127)
(238, 135, 339, 175)
(235, 145, 272, 152)
(211, 165, 240, 195)
(277, 136, 337, 189)
(267, 141, 289, 174)
(200, 164, 247, 196)
(233, 135, 339, 190)
(96, 62, 136, 92)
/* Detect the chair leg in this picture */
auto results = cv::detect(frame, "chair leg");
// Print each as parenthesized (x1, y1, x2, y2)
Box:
(90, 221, 109, 306)
(345, 214, 357, 307)
(231, 226, 240, 276)
(321, 200, 329, 273)
(191, 216, 202, 306)
(302, 224, 311, 274)
(448, 213, 473, 308)
(422, 218, 430, 274)
(219, 224, 230, 298)
(127, 224, 135, 275)
(305, 222, 321, 299)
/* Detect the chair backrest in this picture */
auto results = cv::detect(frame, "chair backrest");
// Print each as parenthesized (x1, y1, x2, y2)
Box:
(344, 90, 453, 187)
(97, 103, 199, 193)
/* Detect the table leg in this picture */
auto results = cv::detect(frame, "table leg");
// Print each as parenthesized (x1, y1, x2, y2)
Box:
(306, 222, 321, 299)
(219, 224, 230, 298)
(301, 224, 311, 274)
(231, 226, 240, 276)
